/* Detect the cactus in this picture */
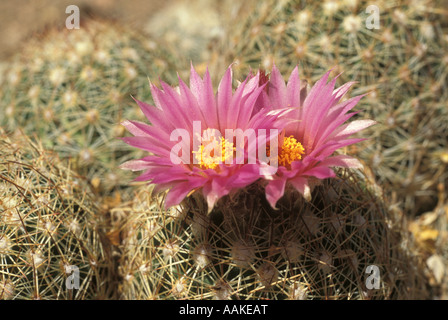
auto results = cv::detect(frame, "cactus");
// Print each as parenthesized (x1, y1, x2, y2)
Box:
(144, 0, 259, 66)
(0, 18, 185, 196)
(144, 0, 223, 65)
(0, 130, 114, 299)
(205, 0, 448, 216)
(408, 182, 448, 299)
(116, 168, 429, 300)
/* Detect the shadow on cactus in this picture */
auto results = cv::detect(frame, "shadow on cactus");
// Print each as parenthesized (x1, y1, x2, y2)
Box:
(0, 131, 115, 299)
(117, 168, 429, 299)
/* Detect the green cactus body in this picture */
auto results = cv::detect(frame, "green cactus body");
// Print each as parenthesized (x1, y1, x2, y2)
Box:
(116, 168, 429, 300)
(206, 0, 448, 216)
(0, 131, 113, 299)
(0, 19, 184, 196)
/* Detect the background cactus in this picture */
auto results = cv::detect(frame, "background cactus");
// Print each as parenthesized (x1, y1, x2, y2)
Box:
(408, 181, 448, 299)
(0, 18, 185, 197)
(0, 130, 115, 300)
(144, 0, 224, 65)
(143, 0, 259, 66)
(202, 0, 448, 217)
(115, 168, 429, 300)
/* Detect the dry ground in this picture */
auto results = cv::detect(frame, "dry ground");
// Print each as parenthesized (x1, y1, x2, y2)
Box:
(0, 0, 172, 60)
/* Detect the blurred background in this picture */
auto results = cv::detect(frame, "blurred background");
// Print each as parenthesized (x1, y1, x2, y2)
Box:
(0, 0, 173, 59)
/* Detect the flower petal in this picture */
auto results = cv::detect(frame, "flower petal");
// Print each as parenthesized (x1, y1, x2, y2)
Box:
(303, 166, 336, 179)
(318, 154, 363, 169)
(132, 97, 175, 134)
(189, 64, 219, 129)
(329, 119, 376, 141)
(268, 64, 287, 109)
(165, 181, 201, 208)
(286, 65, 301, 108)
(217, 66, 233, 130)
(120, 136, 172, 157)
(265, 178, 287, 209)
(119, 159, 153, 171)
(289, 177, 312, 201)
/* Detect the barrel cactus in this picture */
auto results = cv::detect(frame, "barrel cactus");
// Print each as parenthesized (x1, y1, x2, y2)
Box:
(0, 18, 184, 196)
(0, 130, 114, 300)
(205, 0, 448, 216)
(116, 168, 429, 300)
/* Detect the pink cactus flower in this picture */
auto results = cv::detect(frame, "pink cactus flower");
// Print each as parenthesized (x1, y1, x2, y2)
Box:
(120, 65, 290, 211)
(257, 65, 376, 208)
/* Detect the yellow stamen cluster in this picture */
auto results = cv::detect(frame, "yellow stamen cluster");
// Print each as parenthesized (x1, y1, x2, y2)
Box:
(194, 136, 235, 170)
(278, 136, 305, 169)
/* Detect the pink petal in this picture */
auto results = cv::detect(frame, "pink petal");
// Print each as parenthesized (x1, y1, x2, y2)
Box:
(177, 76, 207, 125)
(301, 70, 332, 119)
(303, 166, 336, 179)
(189, 64, 219, 129)
(328, 119, 376, 141)
(286, 65, 301, 108)
(265, 178, 287, 209)
(332, 81, 356, 101)
(205, 191, 219, 212)
(327, 94, 367, 122)
(120, 136, 172, 157)
(300, 74, 338, 147)
(202, 181, 222, 212)
(289, 177, 312, 201)
(160, 81, 194, 131)
(308, 137, 366, 160)
(151, 82, 191, 131)
(313, 109, 361, 149)
(203, 68, 219, 129)
(165, 181, 199, 208)
(132, 97, 174, 134)
(268, 64, 287, 109)
(149, 82, 164, 110)
(189, 63, 204, 99)
(318, 155, 363, 169)
(228, 76, 250, 129)
(121, 120, 170, 144)
(150, 167, 192, 184)
(121, 120, 149, 137)
(236, 84, 267, 129)
(305, 77, 339, 137)
(243, 70, 260, 97)
(227, 164, 261, 188)
(119, 159, 153, 171)
(217, 66, 233, 130)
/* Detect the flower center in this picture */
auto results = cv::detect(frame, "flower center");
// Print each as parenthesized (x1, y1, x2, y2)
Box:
(193, 135, 235, 170)
(278, 136, 305, 168)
